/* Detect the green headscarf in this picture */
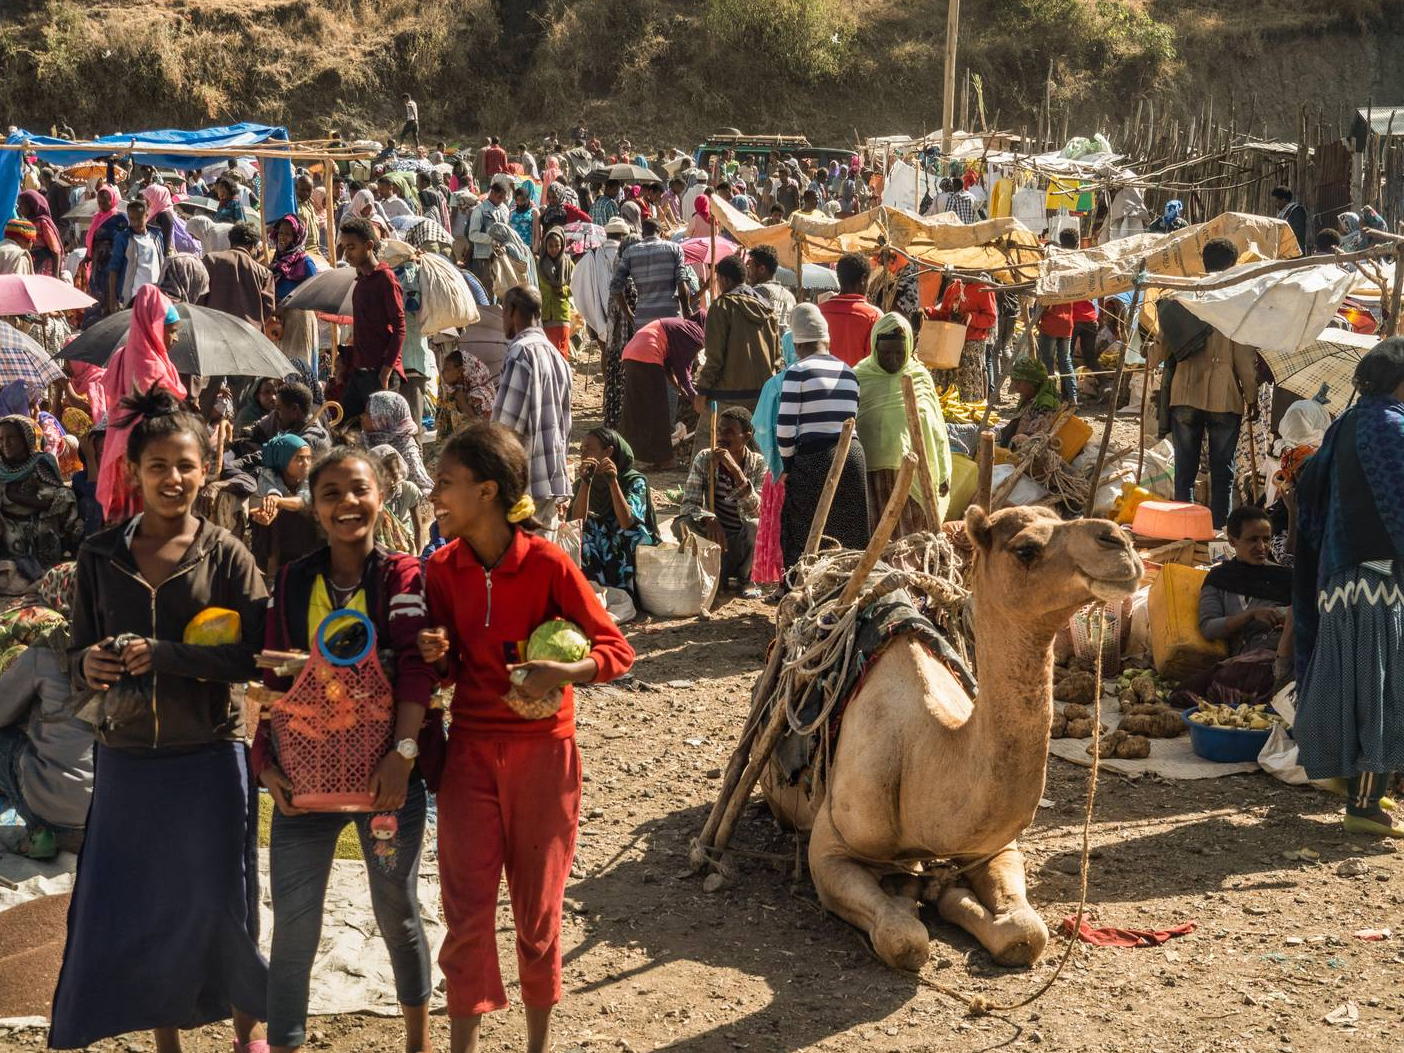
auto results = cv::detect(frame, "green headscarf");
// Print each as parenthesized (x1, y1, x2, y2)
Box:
(1008, 355, 1062, 412)
(852, 313, 952, 513)
(574, 427, 660, 536)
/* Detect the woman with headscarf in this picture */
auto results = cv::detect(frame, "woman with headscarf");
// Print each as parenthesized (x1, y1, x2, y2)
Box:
(15, 190, 63, 277)
(854, 312, 952, 536)
(309, 186, 328, 253)
(0, 413, 82, 573)
(538, 228, 575, 359)
(1148, 199, 1187, 234)
(509, 183, 539, 252)
(351, 188, 393, 240)
(267, 213, 320, 372)
(361, 390, 433, 494)
(84, 185, 122, 263)
(97, 285, 187, 522)
(248, 431, 318, 578)
(1338, 211, 1367, 253)
(156, 252, 210, 305)
(1292, 338, 1404, 837)
(235, 377, 280, 434)
(568, 426, 659, 597)
(619, 199, 643, 234)
(64, 361, 108, 425)
(539, 181, 589, 237)
(998, 355, 1064, 447)
(687, 192, 713, 240)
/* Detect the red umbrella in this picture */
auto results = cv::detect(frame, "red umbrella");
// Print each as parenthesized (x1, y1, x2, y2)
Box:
(0, 275, 96, 316)
(681, 236, 739, 266)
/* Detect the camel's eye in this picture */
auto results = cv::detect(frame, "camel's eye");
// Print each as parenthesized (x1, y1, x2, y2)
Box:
(1013, 542, 1042, 564)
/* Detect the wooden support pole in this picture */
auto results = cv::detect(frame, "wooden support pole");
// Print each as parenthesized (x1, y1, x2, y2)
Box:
(707, 401, 720, 513)
(793, 231, 805, 305)
(975, 428, 995, 513)
(323, 156, 337, 266)
(901, 373, 940, 527)
(706, 453, 916, 866)
(803, 417, 856, 558)
(941, 0, 961, 156)
(1386, 241, 1404, 337)
(1082, 264, 1146, 517)
(708, 209, 719, 301)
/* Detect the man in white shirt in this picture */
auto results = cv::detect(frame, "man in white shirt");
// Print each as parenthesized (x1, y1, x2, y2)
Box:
(376, 176, 415, 220)
(110, 198, 164, 311)
(466, 182, 510, 288)
(400, 93, 420, 149)
(517, 143, 539, 180)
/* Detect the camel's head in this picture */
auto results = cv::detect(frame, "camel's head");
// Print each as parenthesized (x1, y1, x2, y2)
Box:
(964, 505, 1143, 628)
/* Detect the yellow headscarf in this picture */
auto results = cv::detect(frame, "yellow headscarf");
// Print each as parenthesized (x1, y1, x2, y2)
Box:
(851, 312, 952, 514)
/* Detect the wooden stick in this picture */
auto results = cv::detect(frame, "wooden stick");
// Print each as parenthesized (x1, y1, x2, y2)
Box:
(901, 373, 940, 527)
(709, 208, 719, 301)
(993, 405, 1073, 509)
(975, 428, 995, 513)
(1387, 242, 1404, 337)
(707, 453, 917, 863)
(707, 401, 720, 513)
(323, 156, 338, 267)
(1135, 324, 1154, 483)
(803, 417, 856, 558)
(793, 232, 806, 305)
(1082, 265, 1146, 517)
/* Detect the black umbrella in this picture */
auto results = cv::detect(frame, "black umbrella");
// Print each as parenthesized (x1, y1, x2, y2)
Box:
(59, 302, 297, 377)
(278, 267, 356, 320)
(587, 163, 663, 186)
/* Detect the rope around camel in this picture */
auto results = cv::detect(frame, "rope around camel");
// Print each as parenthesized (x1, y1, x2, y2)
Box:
(906, 604, 1108, 1016)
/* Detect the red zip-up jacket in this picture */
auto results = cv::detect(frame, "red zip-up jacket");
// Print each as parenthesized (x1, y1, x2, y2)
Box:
(425, 529, 635, 739)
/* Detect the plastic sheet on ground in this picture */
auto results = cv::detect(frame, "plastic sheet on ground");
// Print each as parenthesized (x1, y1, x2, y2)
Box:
(1171, 261, 1357, 354)
(1035, 213, 1302, 304)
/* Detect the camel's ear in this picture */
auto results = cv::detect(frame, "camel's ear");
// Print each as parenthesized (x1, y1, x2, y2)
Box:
(965, 505, 993, 550)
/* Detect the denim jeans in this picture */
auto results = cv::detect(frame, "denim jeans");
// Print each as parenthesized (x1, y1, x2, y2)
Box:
(267, 776, 431, 1047)
(1170, 405, 1242, 528)
(1037, 334, 1078, 403)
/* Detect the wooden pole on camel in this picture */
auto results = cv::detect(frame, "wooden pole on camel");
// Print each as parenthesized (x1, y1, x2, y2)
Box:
(975, 429, 995, 513)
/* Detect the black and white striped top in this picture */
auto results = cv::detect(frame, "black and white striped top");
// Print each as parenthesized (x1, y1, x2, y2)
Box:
(775, 354, 859, 464)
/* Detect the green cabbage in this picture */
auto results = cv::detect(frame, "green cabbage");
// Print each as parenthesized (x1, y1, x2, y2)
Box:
(526, 619, 590, 663)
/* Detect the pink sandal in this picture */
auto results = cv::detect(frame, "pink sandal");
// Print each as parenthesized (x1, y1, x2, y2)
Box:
(234, 1041, 271, 1053)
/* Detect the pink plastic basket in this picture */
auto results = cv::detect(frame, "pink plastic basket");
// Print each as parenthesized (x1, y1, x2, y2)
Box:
(271, 609, 395, 812)
(1131, 500, 1216, 541)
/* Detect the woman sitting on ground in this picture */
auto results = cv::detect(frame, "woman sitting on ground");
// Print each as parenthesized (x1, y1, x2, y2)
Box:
(362, 391, 434, 495)
(0, 414, 83, 578)
(434, 349, 497, 438)
(370, 444, 426, 548)
(775, 303, 869, 572)
(854, 312, 951, 536)
(998, 355, 1065, 446)
(250, 433, 318, 578)
(569, 427, 659, 597)
(234, 376, 280, 435)
(675, 407, 766, 597)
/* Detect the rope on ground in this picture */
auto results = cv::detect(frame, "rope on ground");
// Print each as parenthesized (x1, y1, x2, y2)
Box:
(904, 604, 1108, 1017)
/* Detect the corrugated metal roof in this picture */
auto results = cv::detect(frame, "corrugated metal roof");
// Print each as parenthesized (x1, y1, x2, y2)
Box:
(1354, 108, 1404, 137)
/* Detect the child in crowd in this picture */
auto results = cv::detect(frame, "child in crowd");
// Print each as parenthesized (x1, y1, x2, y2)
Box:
(418, 422, 633, 1053)
(435, 349, 497, 437)
(254, 446, 438, 1053)
(51, 385, 269, 1052)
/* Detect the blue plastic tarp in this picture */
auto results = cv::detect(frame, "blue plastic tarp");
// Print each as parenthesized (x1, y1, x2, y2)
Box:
(2, 122, 296, 225)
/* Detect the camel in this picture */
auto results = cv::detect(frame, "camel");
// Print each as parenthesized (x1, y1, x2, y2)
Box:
(761, 504, 1143, 970)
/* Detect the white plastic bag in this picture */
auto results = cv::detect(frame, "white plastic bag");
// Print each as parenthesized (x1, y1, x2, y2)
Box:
(1259, 683, 1309, 785)
(591, 583, 637, 624)
(418, 252, 481, 334)
(636, 536, 721, 617)
(539, 519, 582, 566)
(991, 464, 1049, 507)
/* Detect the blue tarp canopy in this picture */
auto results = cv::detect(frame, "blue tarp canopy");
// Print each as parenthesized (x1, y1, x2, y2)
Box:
(2, 122, 296, 224)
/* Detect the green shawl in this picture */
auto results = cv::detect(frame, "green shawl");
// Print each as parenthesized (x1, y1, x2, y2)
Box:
(574, 427, 660, 536)
(852, 313, 951, 513)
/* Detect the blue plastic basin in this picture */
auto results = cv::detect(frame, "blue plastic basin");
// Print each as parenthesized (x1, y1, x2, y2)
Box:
(1180, 706, 1272, 764)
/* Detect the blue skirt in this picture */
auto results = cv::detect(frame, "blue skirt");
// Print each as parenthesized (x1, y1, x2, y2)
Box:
(49, 741, 268, 1048)
(1296, 561, 1404, 781)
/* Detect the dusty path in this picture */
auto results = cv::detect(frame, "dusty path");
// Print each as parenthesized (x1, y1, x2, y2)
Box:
(5, 355, 1401, 1053)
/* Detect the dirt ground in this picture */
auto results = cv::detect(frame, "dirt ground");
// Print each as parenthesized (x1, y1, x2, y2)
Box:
(4, 352, 1401, 1053)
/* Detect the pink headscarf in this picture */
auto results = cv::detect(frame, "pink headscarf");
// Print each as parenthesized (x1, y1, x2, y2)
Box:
(141, 183, 174, 217)
(85, 184, 122, 258)
(68, 360, 108, 423)
(693, 193, 712, 223)
(97, 285, 188, 521)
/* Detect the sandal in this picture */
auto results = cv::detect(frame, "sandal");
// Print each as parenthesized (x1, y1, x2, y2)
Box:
(1343, 812, 1404, 838)
(234, 1041, 271, 1053)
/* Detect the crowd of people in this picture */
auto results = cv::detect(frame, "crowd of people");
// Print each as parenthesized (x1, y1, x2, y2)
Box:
(0, 111, 1399, 1053)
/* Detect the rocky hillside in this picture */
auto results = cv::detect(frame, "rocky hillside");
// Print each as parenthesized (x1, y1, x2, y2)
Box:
(0, 0, 1399, 150)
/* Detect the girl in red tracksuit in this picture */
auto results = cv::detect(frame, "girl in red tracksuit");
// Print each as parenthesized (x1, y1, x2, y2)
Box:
(418, 421, 634, 1053)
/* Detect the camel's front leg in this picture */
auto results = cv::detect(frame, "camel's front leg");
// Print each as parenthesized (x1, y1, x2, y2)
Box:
(928, 844, 1049, 966)
(809, 804, 931, 971)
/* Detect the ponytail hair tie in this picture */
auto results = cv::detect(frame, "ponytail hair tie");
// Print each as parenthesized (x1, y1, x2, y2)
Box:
(506, 494, 536, 523)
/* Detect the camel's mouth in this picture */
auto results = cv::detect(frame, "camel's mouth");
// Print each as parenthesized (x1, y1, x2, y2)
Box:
(1087, 572, 1143, 603)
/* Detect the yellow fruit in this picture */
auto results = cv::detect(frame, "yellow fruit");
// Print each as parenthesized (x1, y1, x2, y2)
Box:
(184, 607, 241, 645)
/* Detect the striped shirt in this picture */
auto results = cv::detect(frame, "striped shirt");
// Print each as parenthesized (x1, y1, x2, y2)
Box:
(492, 326, 574, 503)
(611, 236, 686, 325)
(774, 354, 859, 464)
(589, 195, 619, 227)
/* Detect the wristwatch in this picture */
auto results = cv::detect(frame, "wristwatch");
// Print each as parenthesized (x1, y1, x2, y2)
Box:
(395, 737, 420, 760)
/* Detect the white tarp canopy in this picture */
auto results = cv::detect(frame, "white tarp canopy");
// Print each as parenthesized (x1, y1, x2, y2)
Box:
(1170, 261, 1357, 354)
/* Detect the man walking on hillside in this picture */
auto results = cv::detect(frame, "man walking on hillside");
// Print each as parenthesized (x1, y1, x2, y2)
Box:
(400, 93, 420, 149)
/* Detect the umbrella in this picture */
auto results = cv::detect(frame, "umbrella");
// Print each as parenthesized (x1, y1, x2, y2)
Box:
(559, 221, 605, 256)
(682, 236, 739, 266)
(174, 196, 219, 215)
(62, 197, 126, 223)
(587, 163, 663, 186)
(0, 275, 96, 316)
(0, 321, 63, 387)
(1259, 326, 1376, 408)
(62, 161, 126, 183)
(403, 216, 453, 249)
(775, 263, 839, 292)
(278, 267, 356, 321)
(58, 303, 296, 378)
